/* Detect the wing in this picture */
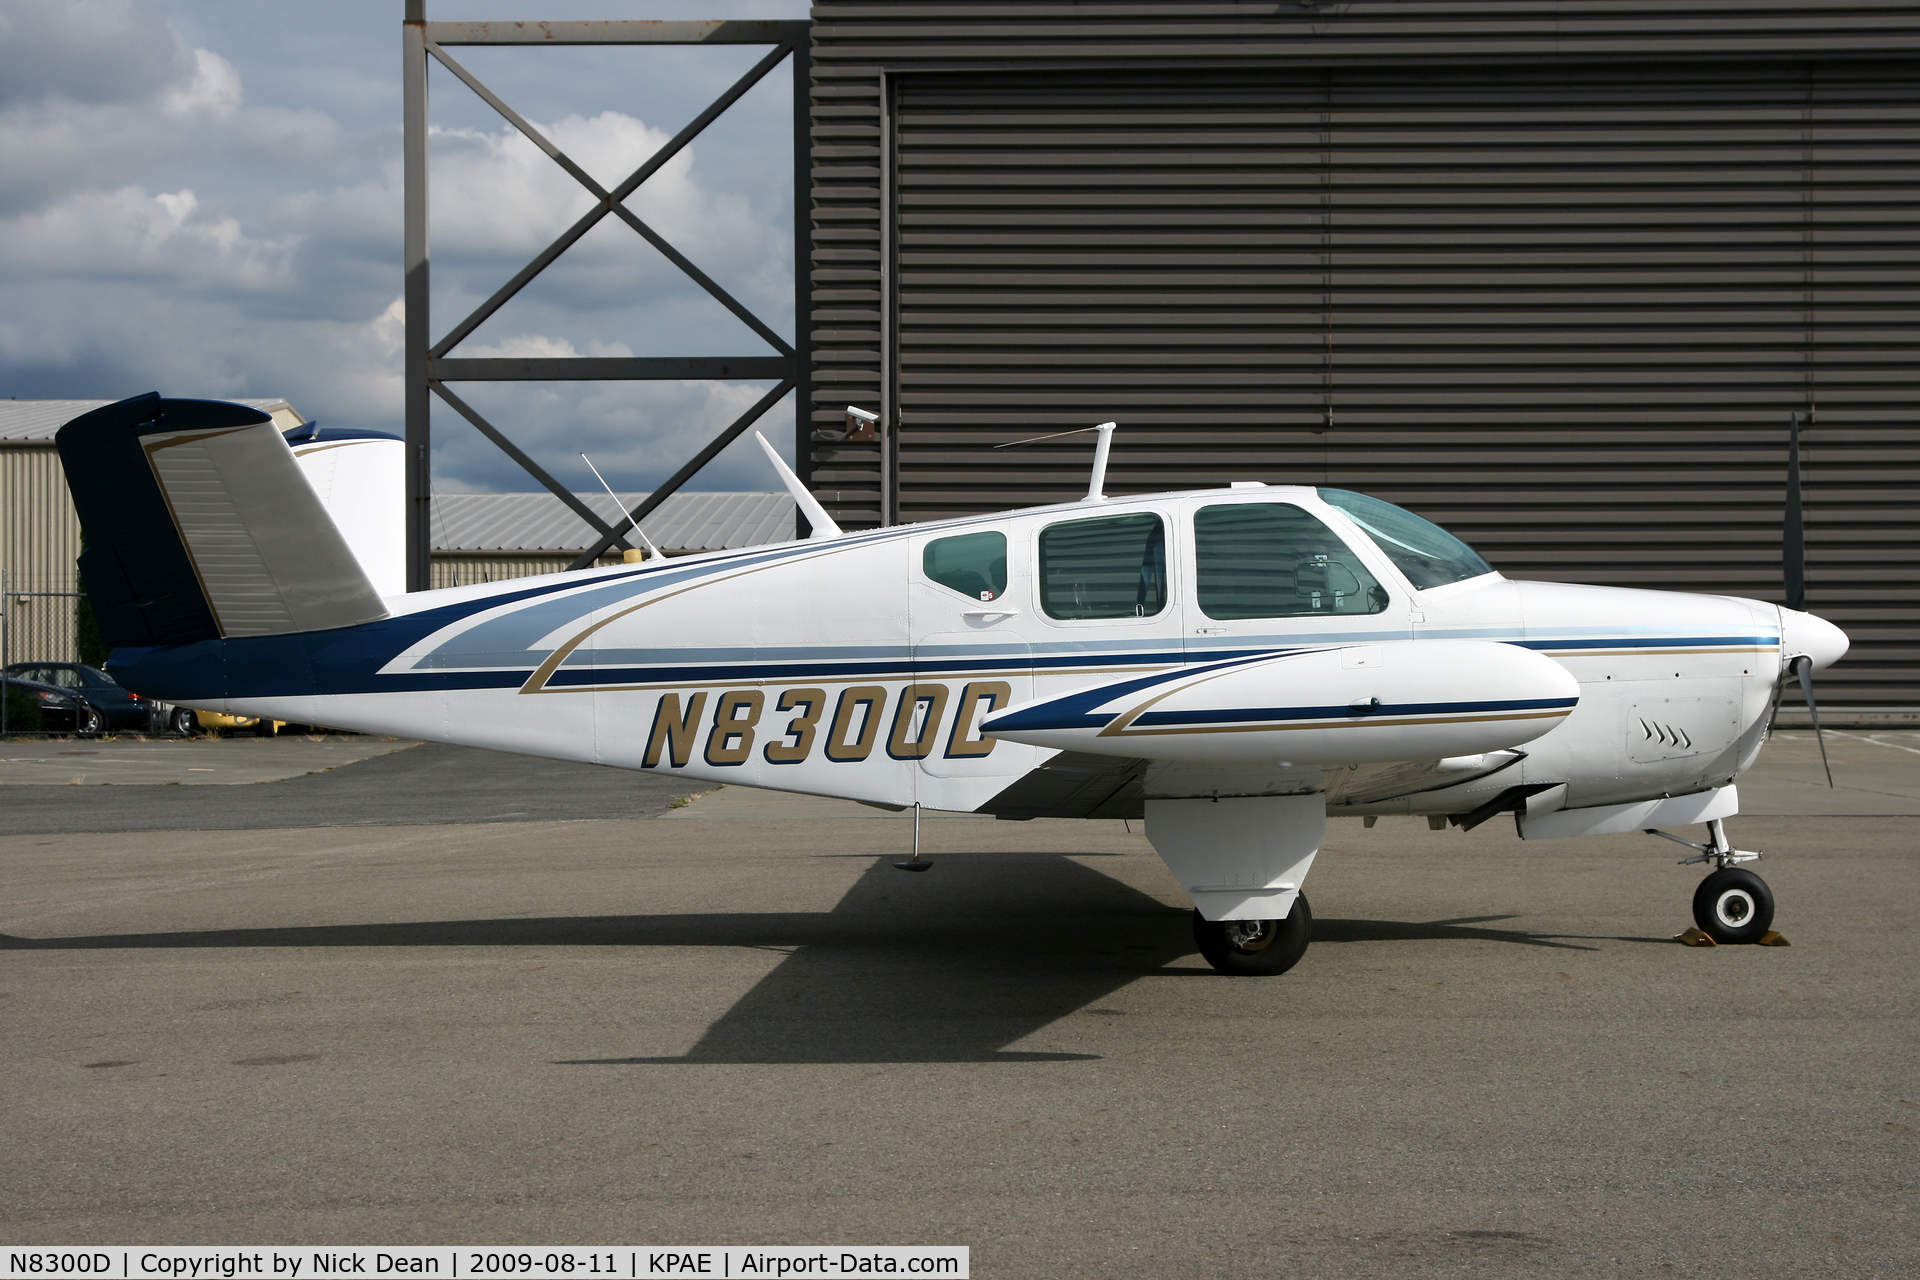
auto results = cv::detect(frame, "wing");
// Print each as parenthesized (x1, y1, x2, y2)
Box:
(978, 750, 1148, 820)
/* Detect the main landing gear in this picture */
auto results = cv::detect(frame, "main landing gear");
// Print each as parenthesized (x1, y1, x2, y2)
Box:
(1647, 817, 1776, 944)
(1191, 895, 1313, 976)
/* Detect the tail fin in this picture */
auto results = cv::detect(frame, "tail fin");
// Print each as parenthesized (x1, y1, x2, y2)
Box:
(58, 394, 390, 649)
(284, 423, 407, 598)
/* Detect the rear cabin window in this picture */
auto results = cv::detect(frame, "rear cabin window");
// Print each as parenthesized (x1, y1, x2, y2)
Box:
(1195, 503, 1389, 619)
(1039, 512, 1167, 620)
(923, 531, 1008, 601)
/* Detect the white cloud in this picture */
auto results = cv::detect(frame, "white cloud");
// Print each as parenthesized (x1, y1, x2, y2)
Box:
(0, 185, 296, 289)
(463, 333, 636, 360)
(0, 0, 798, 498)
(162, 46, 241, 120)
(0, 0, 195, 109)
(424, 111, 789, 324)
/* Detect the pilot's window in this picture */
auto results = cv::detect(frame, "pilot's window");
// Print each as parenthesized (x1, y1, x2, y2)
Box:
(923, 531, 1008, 602)
(1195, 503, 1388, 619)
(1039, 512, 1167, 620)
(1317, 488, 1494, 590)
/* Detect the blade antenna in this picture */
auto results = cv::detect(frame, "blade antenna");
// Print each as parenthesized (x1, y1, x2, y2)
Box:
(752, 432, 842, 540)
(1084, 421, 1116, 502)
(580, 453, 661, 560)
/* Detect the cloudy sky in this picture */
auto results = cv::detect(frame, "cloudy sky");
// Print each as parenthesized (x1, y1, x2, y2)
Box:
(1, 0, 812, 494)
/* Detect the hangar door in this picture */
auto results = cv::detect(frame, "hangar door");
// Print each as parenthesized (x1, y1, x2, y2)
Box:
(889, 62, 1920, 715)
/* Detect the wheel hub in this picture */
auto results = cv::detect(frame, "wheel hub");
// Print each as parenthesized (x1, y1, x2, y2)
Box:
(1715, 889, 1754, 928)
(1223, 919, 1278, 952)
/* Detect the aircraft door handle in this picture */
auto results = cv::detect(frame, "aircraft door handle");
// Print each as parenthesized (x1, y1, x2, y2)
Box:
(964, 608, 1021, 620)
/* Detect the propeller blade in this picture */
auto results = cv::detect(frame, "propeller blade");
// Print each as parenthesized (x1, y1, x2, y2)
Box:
(1784, 412, 1805, 612)
(1793, 654, 1833, 788)
(1764, 672, 1786, 738)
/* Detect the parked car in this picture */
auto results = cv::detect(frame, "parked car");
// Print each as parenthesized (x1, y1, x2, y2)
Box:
(144, 700, 204, 736)
(160, 706, 286, 736)
(1, 672, 99, 735)
(3, 662, 286, 737)
(5, 662, 147, 731)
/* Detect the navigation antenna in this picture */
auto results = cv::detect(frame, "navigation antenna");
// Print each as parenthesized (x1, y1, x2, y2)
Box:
(994, 420, 1118, 503)
(580, 453, 662, 561)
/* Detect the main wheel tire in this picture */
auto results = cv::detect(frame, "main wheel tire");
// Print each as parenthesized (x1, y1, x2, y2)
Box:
(169, 707, 197, 736)
(1192, 894, 1312, 976)
(1692, 867, 1775, 944)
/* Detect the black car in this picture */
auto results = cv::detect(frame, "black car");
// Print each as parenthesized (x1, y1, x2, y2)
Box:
(1, 673, 98, 735)
(3, 662, 146, 733)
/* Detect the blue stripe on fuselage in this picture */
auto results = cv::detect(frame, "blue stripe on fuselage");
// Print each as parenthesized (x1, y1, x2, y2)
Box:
(1130, 695, 1579, 729)
(102, 506, 1781, 709)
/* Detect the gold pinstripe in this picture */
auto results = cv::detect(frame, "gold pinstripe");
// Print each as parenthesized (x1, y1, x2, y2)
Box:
(1097, 708, 1574, 738)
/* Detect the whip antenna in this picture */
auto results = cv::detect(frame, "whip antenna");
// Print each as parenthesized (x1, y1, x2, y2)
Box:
(580, 453, 661, 560)
(994, 420, 1118, 503)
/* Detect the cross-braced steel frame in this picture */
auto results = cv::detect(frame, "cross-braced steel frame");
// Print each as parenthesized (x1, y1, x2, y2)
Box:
(402, 4, 812, 589)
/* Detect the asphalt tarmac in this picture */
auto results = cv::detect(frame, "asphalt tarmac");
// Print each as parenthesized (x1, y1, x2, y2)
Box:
(2, 738, 1916, 1276)
(3, 727, 1914, 832)
(0, 740, 702, 832)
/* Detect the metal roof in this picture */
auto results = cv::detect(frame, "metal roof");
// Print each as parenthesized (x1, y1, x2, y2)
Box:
(430, 491, 795, 555)
(0, 398, 301, 442)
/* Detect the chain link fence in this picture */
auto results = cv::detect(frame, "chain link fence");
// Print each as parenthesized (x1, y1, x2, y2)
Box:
(1, 568, 86, 738)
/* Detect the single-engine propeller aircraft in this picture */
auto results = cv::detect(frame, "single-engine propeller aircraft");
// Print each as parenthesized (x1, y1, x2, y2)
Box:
(58, 394, 1848, 974)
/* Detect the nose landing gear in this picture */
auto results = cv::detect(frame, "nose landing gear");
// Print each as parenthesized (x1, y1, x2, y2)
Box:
(1647, 818, 1777, 944)
(1692, 866, 1775, 944)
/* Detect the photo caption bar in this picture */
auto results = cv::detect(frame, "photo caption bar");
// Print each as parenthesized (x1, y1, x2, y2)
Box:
(2, 1250, 967, 1280)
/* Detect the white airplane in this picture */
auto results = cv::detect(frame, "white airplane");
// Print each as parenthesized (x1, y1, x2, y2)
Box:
(58, 395, 1848, 975)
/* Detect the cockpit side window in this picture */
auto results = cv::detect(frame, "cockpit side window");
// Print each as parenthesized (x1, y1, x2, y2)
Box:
(1317, 489, 1494, 590)
(1195, 503, 1389, 619)
(923, 530, 1008, 602)
(1039, 512, 1167, 620)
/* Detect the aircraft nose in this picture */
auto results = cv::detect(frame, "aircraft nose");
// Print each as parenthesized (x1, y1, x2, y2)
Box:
(1779, 607, 1849, 673)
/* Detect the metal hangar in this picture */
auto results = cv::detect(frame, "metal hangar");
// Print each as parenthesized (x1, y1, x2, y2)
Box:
(799, 2, 1920, 722)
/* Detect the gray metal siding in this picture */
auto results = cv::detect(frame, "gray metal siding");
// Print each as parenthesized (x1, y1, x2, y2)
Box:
(0, 445, 83, 664)
(810, 2, 1920, 67)
(430, 554, 617, 590)
(805, 6, 1920, 711)
(430, 491, 796, 555)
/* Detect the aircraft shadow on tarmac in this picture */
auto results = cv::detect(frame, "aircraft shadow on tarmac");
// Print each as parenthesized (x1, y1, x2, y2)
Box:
(2, 855, 1638, 1064)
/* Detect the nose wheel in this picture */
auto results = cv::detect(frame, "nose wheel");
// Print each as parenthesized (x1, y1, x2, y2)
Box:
(1192, 894, 1312, 976)
(1648, 818, 1779, 945)
(1692, 867, 1775, 944)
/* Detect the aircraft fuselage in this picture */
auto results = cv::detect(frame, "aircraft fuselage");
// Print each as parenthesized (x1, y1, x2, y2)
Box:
(111, 485, 1839, 824)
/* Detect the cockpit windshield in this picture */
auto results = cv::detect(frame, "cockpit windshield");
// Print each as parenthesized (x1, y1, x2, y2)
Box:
(1317, 489, 1494, 590)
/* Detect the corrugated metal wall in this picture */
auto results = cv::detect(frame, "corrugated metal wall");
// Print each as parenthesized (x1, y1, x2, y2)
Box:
(806, 5, 1920, 715)
(430, 554, 621, 590)
(0, 445, 82, 664)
